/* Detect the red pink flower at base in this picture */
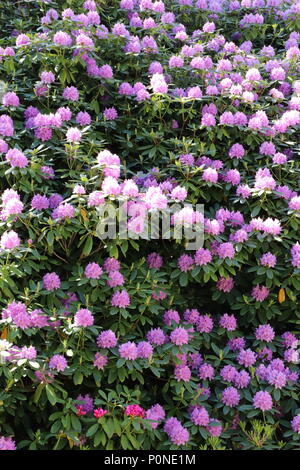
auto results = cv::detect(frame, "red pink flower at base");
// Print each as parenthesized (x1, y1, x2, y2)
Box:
(93, 408, 108, 419)
(125, 405, 145, 419)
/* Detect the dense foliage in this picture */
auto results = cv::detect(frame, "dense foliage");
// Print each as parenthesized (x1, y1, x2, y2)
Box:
(0, 0, 299, 451)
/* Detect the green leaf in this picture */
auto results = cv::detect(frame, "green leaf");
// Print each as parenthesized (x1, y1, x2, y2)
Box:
(45, 385, 57, 406)
(47, 231, 54, 246)
(113, 418, 121, 436)
(251, 205, 261, 217)
(120, 434, 129, 450)
(274, 389, 281, 401)
(86, 423, 99, 437)
(33, 383, 45, 404)
(82, 236, 93, 256)
(70, 414, 82, 433)
(179, 272, 188, 287)
(73, 369, 83, 385)
(126, 432, 140, 449)
(94, 430, 103, 447)
(109, 245, 119, 258)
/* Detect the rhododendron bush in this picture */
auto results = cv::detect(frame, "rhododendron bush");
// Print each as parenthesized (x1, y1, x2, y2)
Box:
(0, 0, 300, 451)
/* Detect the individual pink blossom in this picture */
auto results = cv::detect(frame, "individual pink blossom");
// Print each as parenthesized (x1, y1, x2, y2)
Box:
(103, 107, 118, 120)
(63, 86, 79, 101)
(43, 272, 61, 291)
(111, 290, 130, 308)
(40, 71, 55, 84)
(74, 309, 94, 327)
(94, 408, 107, 419)
(251, 285, 269, 302)
(217, 277, 234, 293)
(199, 363, 215, 380)
(49, 354, 68, 372)
(0, 230, 20, 250)
(170, 327, 189, 346)
(5, 148, 28, 168)
(196, 315, 213, 333)
(206, 420, 222, 437)
(255, 324, 275, 342)
(221, 387, 240, 407)
(291, 415, 300, 435)
(229, 143, 245, 159)
(145, 404, 165, 429)
(253, 391, 273, 411)
(119, 342, 138, 360)
(174, 365, 191, 382)
(260, 253, 277, 268)
(94, 353, 108, 370)
(237, 349, 257, 367)
(190, 406, 209, 426)
(0, 436, 16, 450)
(137, 341, 153, 359)
(2, 92, 19, 107)
(97, 330, 117, 348)
(66, 127, 82, 143)
(219, 314, 237, 331)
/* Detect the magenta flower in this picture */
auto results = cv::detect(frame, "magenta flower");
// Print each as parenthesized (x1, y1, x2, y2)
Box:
(229, 143, 245, 159)
(260, 253, 277, 268)
(253, 391, 273, 411)
(0, 231, 20, 250)
(221, 387, 240, 407)
(74, 308, 94, 327)
(291, 415, 300, 435)
(220, 365, 238, 382)
(145, 404, 165, 429)
(199, 363, 215, 380)
(194, 248, 212, 266)
(2, 92, 19, 107)
(97, 330, 117, 348)
(85, 262, 103, 279)
(170, 327, 189, 346)
(190, 406, 209, 426)
(40, 71, 55, 84)
(137, 341, 153, 359)
(49, 354, 68, 372)
(174, 365, 191, 382)
(43, 272, 61, 291)
(107, 271, 124, 287)
(217, 242, 235, 259)
(0, 436, 16, 450)
(237, 349, 257, 367)
(66, 127, 82, 143)
(76, 111, 91, 126)
(251, 285, 269, 302)
(147, 328, 166, 346)
(94, 353, 108, 370)
(206, 420, 222, 437)
(103, 107, 118, 120)
(125, 405, 145, 418)
(5, 148, 28, 168)
(219, 313, 237, 331)
(196, 315, 213, 333)
(111, 290, 130, 308)
(217, 277, 234, 293)
(53, 31, 72, 46)
(104, 258, 120, 272)
(52, 203, 75, 221)
(31, 195, 49, 210)
(255, 324, 275, 342)
(119, 342, 138, 360)
(63, 86, 79, 101)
